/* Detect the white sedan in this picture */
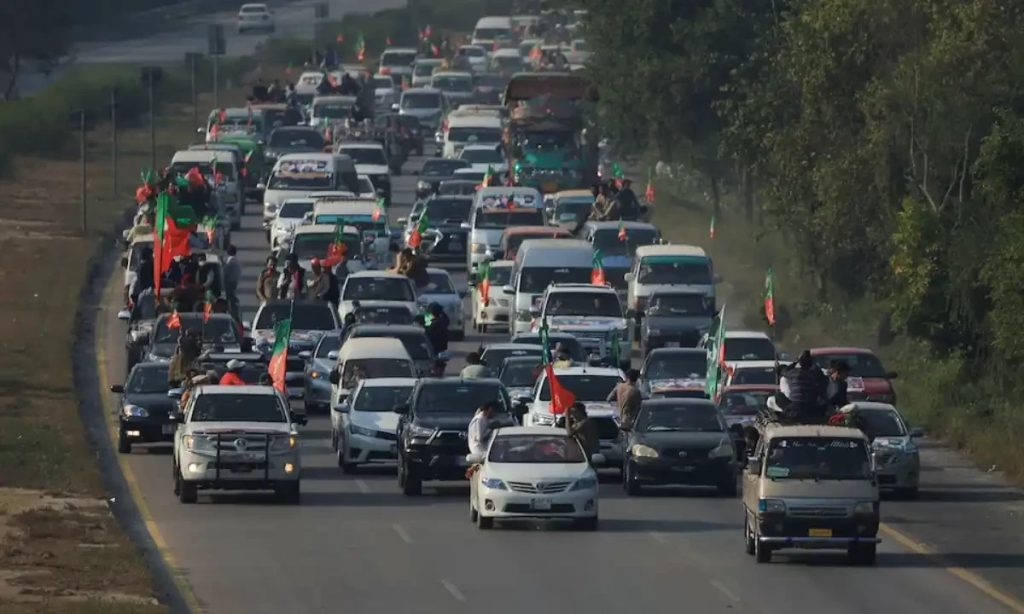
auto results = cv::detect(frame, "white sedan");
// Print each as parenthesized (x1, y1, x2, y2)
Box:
(418, 268, 466, 341)
(468, 426, 601, 530)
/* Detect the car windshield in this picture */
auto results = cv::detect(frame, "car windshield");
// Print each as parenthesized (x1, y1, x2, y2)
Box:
(485, 266, 512, 285)
(488, 434, 586, 463)
(353, 385, 414, 412)
(521, 131, 575, 151)
(482, 347, 542, 368)
(268, 160, 333, 190)
(354, 306, 414, 325)
(725, 338, 776, 361)
(644, 353, 706, 380)
(765, 437, 872, 481)
(372, 77, 394, 89)
(720, 391, 773, 416)
(518, 267, 591, 293)
(422, 159, 469, 177)
(382, 51, 417, 67)
(854, 410, 906, 438)
(269, 130, 325, 149)
(475, 74, 507, 88)
(500, 360, 541, 388)
(291, 233, 359, 260)
(127, 365, 170, 393)
(493, 55, 523, 69)
(439, 181, 478, 196)
(314, 102, 354, 118)
(648, 294, 714, 316)
(424, 199, 472, 221)
(254, 303, 336, 330)
(635, 402, 723, 433)
(460, 148, 502, 164)
(433, 76, 473, 92)
(191, 394, 286, 422)
(475, 28, 508, 40)
(416, 384, 508, 414)
(732, 367, 777, 386)
(813, 353, 889, 378)
(402, 93, 441, 109)
(592, 228, 658, 255)
(169, 162, 236, 182)
(155, 318, 239, 344)
(540, 374, 620, 402)
(414, 63, 438, 76)
(448, 127, 502, 142)
(554, 198, 592, 222)
(637, 258, 711, 285)
(279, 201, 315, 219)
(343, 277, 414, 301)
(545, 292, 622, 317)
(460, 46, 487, 57)
(350, 330, 433, 360)
(424, 272, 456, 294)
(315, 335, 342, 358)
(475, 209, 545, 230)
(342, 359, 414, 388)
(341, 147, 387, 166)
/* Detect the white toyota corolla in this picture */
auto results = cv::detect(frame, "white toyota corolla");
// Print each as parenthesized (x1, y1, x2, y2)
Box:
(468, 426, 602, 530)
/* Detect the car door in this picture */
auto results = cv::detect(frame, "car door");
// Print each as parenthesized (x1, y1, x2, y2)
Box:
(742, 437, 765, 517)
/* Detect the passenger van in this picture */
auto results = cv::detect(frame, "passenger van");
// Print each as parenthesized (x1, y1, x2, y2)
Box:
(626, 244, 716, 316)
(262, 153, 359, 225)
(465, 196, 546, 272)
(328, 338, 415, 407)
(472, 16, 514, 46)
(442, 114, 503, 159)
(508, 238, 595, 336)
(309, 198, 392, 263)
(169, 150, 243, 229)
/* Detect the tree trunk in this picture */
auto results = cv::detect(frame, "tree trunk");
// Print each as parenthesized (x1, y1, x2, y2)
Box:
(743, 168, 755, 224)
(3, 54, 20, 102)
(708, 173, 721, 215)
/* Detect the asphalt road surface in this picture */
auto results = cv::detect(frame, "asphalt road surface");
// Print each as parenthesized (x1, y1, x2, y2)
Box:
(95, 152, 1024, 614)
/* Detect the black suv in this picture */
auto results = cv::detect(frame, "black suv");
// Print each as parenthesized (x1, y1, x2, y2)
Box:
(395, 377, 515, 496)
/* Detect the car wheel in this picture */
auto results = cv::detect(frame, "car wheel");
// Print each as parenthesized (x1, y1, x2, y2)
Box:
(276, 481, 301, 504)
(754, 526, 771, 563)
(470, 500, 479, 523)
(340, 459, 358, 475)
(848, 543, 877, 565)
(330, 429, 338, 452)
(172, 464, 181, 496)
(575, 516, 598, 531)
(399, 461, 422, 496)
(623, 461, 641, 496)
(117, 425, 132, 454)
(178, 479, 198, 504)
(476, 508, 493, 530)
(744, 515, 756, 555)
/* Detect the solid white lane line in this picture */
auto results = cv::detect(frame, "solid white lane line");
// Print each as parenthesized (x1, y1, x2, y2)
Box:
(710, 579, 741, 603)
(441, 579, 467, 602)
(355, 478, 370, 494)
(392, 523, 413, 544)
(648, 531, 669, 544)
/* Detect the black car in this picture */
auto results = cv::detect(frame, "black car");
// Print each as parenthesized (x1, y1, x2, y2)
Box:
(109, 362, 176, 453)
(415, 158, 470, 198)
(622, 398, 737, 496)
(639, 290, 715, 355)
(264, 126, 327, 164)
(419, 196, 473, 261)
(142, 313, 243, 362)
(395, 378, 515, 495)
(437, 179, 480, 197)
(510, 332, 588, 363)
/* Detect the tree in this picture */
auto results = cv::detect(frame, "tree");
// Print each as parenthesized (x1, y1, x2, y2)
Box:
(0, 0, 69, 100)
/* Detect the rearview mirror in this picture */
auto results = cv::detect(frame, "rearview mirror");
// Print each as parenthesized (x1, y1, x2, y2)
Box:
(393, 403, 410, 415)
(298, 350, 312, 360)
(590, 453, 606, 465)
(623, 272, 633, 282)
(334, 401, 350, 413)
(465, 452, 484, 465)
(327, 350, 339, 360)
(529, 307, 540, 318)
(257, 183, 267, 190)
(116, 309, 132, 321)
(329, 370, 341, 385)
(109, 384, 125, 394)
(460, 222, 471, 230)
(391, 103, 400, 111)
(170, 412, 184, 423)
(502, 284, 514, 294)
(515, 395, 531, 405)
(745, 456, 761, 473)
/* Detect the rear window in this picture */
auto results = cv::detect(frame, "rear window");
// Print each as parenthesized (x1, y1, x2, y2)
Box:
(422, 159, 470, 177)
(724, 338, 776, 362)
(343, 277, 414, 302)
(382, 52, 418, 67)
(448, 127, 502, 143)
(424, 198, 472, 221)
(765, 437, 872, 481)
(279, 201, 314, 218)
(402, 92, 442, 109)
(474, 209, 545, 229)
(637, 256, 711, 285)
(269, 130, 325, 149)
(415, 383, 508, 414)
(191, 394, 286, 422)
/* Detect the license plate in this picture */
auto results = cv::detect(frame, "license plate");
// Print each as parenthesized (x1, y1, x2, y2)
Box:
(532, 498, 552, 511)
(673, 465, 695, 472)
(665, 341, 680, 348)
(161, 424, 175, 435)
(808, 528, 832, 537)
(448, 241, 463, 251)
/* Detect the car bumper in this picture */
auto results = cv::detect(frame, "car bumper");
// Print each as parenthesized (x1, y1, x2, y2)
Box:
(120, 417, 176, 443)
(178, 452, 300, 488)
(478, 487, 598, 519)
(875, 456, 920, 489)
(629, 456, 734, 486)
(344, 430, 398, 463)
(404, 446, 470, 481)
(757, 514, 880, 549)
(477, 301, 510, 326)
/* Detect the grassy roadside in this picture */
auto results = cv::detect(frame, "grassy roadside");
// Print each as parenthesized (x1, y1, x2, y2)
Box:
(649, 168, 1024, 482)
(0, 65, 252, 611)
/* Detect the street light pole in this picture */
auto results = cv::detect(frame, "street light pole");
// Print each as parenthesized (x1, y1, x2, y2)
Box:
(80, 110, 87, 234)
(191, 53, 198, 131)
(111, 88, 118, 197)
(148, 71, 156, 172)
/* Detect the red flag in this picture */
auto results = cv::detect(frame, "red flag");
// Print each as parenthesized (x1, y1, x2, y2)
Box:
(166, 311, 181, 330)
(186, 166, 205, 188)
(218, 108, 227, 123)
(203, 301, 212, 322)
(591, 250, 605, 286)
(546, 365, 576, 415)
(763, 268, 776, 326)
(408, 215, 429, 249)
(431, 44, 440, 58)
(505, 195, 516, 210)
(322, 223, 349, 267)
(209, 122, 219, 140)
(645, 167, 655, 203)
(268, 319, 292, 393)
(617, 221, 627, 242)
(386, 36, 393, 46)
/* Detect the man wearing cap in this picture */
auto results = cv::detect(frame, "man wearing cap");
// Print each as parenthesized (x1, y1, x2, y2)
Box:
(219, 359, 247, 385)
(308, 258, 341, 310)
(278, 254, 307, 300)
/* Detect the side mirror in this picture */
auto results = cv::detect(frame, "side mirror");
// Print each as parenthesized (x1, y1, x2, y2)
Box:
(515, 395, 532, 405)
(590, 453, 606, 465)
(391, 103, 400, 111)
(257, 182, 267, 190)
(623, 272, 634, 282)
(334, 401, 350, 413)
(298, 350, 312, 360)
(109, 384, 125, 393)
(327, 350, 339, 360)
(910, 427, 924, 439)
(170, 412, 184, 423)
(465, 452, 484, 465)
(120, 257, 129, 269)
(196, 127, 206, 135)
(745, 456, 761, 473)
(437, 350, 453, 361)
(290, 411, 308, 426)
(396, 217, 407, 225)
(116, 309, 132, 321)
(329, 370, 341, 385)
(393, 403, 410, 415)
(460, 222, 471, 230)
(167, 388, 184, 400)
(529, 307, 540, 318)
(886, 371, 899, 379)
(468, 277, 477, 287)
(502, 284, 514, 294)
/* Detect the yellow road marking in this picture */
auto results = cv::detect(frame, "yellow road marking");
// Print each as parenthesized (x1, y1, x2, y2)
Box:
(97, 278, 203, 613)
(880, 523, 1024, 613)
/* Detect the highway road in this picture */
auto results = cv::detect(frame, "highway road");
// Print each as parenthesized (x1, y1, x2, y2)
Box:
(95, 152, 1024, 613)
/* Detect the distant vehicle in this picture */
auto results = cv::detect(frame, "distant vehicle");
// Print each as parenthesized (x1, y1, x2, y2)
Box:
(809, 347, 898, 404)
(836, 401, 922, 498)
(332, 377, 416, 473)
(639, 348, 708, 398)
(412, 59, 444, 87)
(398, 87, 448, 133)
(109, 362, 174, 453)
(639, 290, 715, 355)
(237, 3, 274, 34)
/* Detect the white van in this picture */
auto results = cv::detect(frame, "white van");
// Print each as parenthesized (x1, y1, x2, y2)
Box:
(508, 238, 594, 336)
(169, 150, 240, 228)
(472, 16, 514, 46)
(328, 337, 415, 407)
(262, 153, 358, 226)
(309, 198, 391, 263)
(465, 195, 546, 272)
(442, 114, 503, 159)
(626, 244, 716, 315)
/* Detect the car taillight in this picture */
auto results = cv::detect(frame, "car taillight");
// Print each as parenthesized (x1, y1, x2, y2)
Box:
(381, 67, 392, 75)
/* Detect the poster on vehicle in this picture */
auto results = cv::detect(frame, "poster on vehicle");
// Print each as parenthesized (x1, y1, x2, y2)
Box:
(847, 376, 865, 392)
(276, 159, 332, 178)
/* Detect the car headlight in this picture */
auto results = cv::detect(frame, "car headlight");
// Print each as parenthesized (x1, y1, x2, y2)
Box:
(407, 424, 435, 438)
(708, 439, 734, 459)
(271, 434, 299, 450)
(631, 444, 659, 458)
(758, 498, 786, 514)
(532, 413, 555, 426)
(309, 369, 326, 380)
(122, 404, 149, 418)
(130, 329, 148, 342)
(470, 242, 487, 254)
(853, 501, 877, 515)
(481, 477, 507, 490)
(416, 181, 432, 192)
(349, 424, 376, 438)
(571, 477, 597, 491)
(183, 434, 217, 452)
(264, 202, 278, 213)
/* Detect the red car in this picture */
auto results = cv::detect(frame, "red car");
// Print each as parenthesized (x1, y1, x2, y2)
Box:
(809, 347, 897, 404)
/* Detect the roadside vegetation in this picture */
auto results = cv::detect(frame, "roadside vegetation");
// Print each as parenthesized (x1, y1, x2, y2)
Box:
(581, 0, 1024, 481)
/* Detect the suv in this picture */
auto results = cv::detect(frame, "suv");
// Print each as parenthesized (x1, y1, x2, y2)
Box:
(534, 284, 631, 369)
(237, 3, 274, 34)
(742, 424, 880, 564)
(172, 386, 305, 504)
(395, 378, 515, 495)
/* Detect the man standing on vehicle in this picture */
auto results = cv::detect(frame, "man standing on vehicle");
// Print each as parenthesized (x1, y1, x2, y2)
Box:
(223, 244, 241, 321)
(257, 256, 278, 303)
(827, 360, 851, 412)
(566, 402, 599, 460)
(617, 178, 640, 221)
(460, 352, 492, 379)
(607, 369, 643, 430)
(278, 254, 307, 300)
(779, 350, 830, 423)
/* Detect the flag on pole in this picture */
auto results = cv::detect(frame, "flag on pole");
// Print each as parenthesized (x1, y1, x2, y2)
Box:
(709, 213, 716, 239)
(408, 215, 429, 249)
(539, 319, 575, 414)
(268, 318, 292, 393)
(372, 196, 386, 222)
(645, 167, 655, 203)
(478, 260, 491, 306)
(166, 310, 181, 330)
(480, 165, 494, 189)
(617, 220, 627, 242)
(705, 305, 727, 400)
(355, 32, 366, 62)
(203, 290, 214, 322)
(763, 267, 776, 326)
(322, 222, 348, 267)
(590, 249, 606, 286)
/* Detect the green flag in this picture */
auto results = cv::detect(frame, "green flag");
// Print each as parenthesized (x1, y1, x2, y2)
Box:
(268, 318, 292, 393)
(705, 305, 727, 400)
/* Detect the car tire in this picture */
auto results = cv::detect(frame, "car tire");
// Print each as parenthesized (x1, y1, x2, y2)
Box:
(178, 478, 198, 504)
(623, 461, 641, 496)
(848, 543, 877, 565)
(117, 425, 132, 454)
(754, 527, 771, 563)
(172, 463, 181, 496)
(575, 516, 598, 531)
(330, 429, 338, 452)
(476, 508, 493, 530)
(744, 515, 756, 555)
(276, 481, 301, 504)
(340, 460, 358, 475)
(470, 501, 479, 523)
(399, 460, 422, 496)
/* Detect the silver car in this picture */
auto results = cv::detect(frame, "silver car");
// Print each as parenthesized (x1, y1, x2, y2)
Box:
(838, 402, 923, 498)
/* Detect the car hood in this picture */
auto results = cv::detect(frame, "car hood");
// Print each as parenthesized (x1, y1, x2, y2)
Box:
(351, 410, 400, 434)
(486, 463, 591, 481)
(634, 431, 729, 451)
(414, 413, 474, 430)
(546, 315, 626, 332)
(123, 393, 176, 415)
(644, 315, 713, 332)
(355, 163, 389, 176)
(189, 421, 293, 435)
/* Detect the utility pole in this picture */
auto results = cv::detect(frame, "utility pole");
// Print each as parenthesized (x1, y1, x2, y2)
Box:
(186, 52, 200, 131)
(69, 111, 94, 234)
(80, 111, 87, 233)
(140, 67, 163, 173)
(208, 25, 225, 109)
(110, 88, 118, 197)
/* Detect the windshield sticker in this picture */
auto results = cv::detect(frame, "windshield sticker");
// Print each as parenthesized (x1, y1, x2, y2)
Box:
(847, 376, 865, 392)
(642, 255, 708, 266)
(766, 466, 790, 478)
(277, 159, 331, 177)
